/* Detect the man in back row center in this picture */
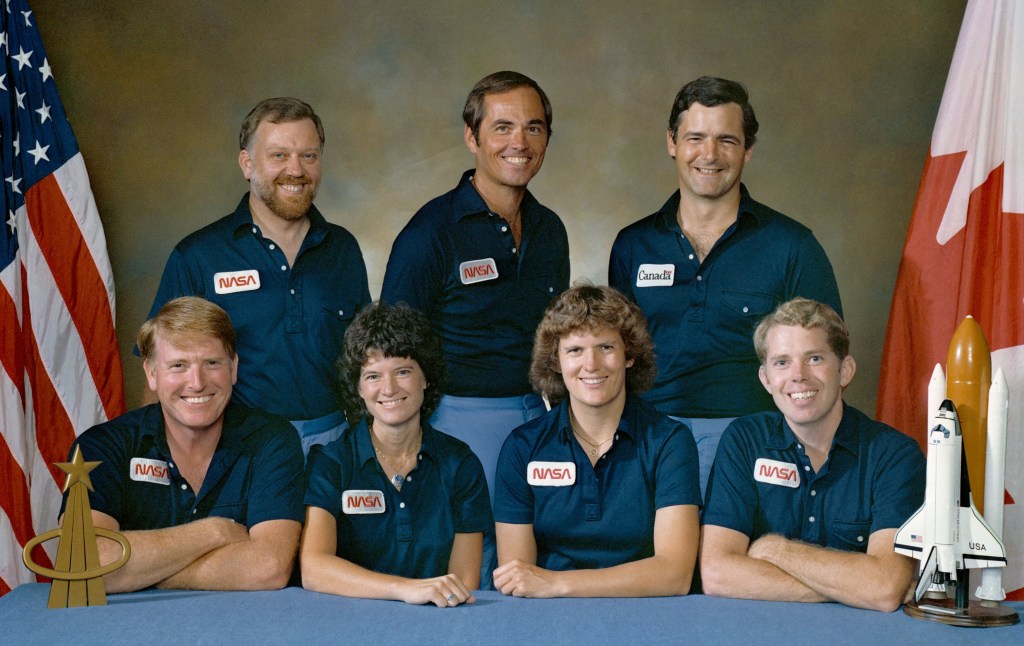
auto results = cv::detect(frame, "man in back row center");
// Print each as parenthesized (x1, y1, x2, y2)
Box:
(381, 71, 570, 588)
(610, 76, 843, 497)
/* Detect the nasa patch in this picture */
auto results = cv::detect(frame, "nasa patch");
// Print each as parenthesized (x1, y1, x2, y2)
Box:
(459, 258, 499, 285)
(214, 269, 261, 294)
(342, 489, 386, 514)
(129, 457, 171, 485)
(527, 461, 576, 486)
(753, 458, 801, 488)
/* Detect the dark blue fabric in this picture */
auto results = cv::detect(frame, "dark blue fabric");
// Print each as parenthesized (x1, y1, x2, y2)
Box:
(381, 170, 569, 397)
(494, 397, 700, 570)
(145, 195, 371, 420)
(703, 405, 925, 551)
(609, 185, 842, 418)
(304, 419, 492, 579)
(61, 401, 305, 529)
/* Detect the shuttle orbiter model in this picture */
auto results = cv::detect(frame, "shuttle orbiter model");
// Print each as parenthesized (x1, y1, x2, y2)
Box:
(894, 399, 1006, 602)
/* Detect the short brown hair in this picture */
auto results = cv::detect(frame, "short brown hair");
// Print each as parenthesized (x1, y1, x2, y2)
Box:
(463, 71, 552, 143)
(530, 285, 655, 403)
(137, 297, 237, 361)
(239, 97, 325, 151)
(753, 297, 848, 364)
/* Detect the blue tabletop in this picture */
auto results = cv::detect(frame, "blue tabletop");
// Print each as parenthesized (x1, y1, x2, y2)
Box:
(2, 584, 1021, 645)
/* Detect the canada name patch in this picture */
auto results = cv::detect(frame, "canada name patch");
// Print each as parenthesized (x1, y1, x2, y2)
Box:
(527, 461, 576, 486)
(342, 489, 386, 514)
(129, 457, 171, 485)
(214, 269, 261, 294)
(635, 264, 674, 287)
(753, 458, 801, 488)
(459, 258, 499, 285)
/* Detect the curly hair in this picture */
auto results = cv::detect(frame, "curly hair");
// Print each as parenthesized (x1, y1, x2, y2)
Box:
(753, 297, 849, 363)
(530, 284, 655, 404)
(337, 302, 448, 423)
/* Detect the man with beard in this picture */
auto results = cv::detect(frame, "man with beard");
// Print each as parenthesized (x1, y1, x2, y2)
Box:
(145, 98, 370, 455)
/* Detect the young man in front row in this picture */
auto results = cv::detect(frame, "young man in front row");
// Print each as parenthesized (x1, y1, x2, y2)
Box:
(700, 298, 925, 611)
(61, 296, 305, 592)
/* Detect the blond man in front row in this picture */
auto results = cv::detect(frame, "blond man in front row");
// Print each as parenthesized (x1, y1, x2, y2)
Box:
(700, 298, 925, 611)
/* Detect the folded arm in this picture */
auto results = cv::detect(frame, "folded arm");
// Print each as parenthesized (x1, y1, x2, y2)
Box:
(299, 506, 476, 607)
(156, 517, 300, 591)
(88, 510, 250, 593)
(700, 525, 913, 611)
(494, 504, 698, 598)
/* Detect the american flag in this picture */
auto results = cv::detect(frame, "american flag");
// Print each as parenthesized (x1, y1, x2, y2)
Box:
(1, 0, 125, 595)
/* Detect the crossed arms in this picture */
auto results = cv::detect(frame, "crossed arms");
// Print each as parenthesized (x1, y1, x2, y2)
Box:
(89, 510, 300, 593)
(699, 525, 915, 611)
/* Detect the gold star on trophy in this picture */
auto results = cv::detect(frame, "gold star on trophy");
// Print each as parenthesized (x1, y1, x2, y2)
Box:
(23, 446, 131, 608)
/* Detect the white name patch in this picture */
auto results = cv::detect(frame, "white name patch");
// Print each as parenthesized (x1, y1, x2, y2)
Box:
(342, 489, 386, 514)
(753, 458, 801, 488)
(459, 258, 499, 285)
(213, 269, 261, 294)
(635, 264, 674, 287)
(527, 461, 576, 486)
(129, 457, 171, 485)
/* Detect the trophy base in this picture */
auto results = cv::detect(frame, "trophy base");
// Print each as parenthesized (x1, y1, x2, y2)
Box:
(904, 598, 1020, 627)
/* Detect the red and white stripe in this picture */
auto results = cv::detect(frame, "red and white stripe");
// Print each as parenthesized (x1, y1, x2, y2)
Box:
(0, 152, 125, 595)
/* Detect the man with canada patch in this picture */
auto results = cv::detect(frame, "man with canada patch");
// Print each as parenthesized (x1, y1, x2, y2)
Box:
(700, 298, 924, 611)
(609, 77, 842, 497)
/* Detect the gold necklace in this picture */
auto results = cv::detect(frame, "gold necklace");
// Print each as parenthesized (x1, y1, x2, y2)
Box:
(371, 425, 421, 490)
(569, 414, 613, 459)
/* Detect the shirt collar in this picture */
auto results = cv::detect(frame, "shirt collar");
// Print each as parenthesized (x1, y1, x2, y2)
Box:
(145, 400, 252, 457)
(354, 417, 436, 467)
(655, 182, 763, 233)
(452, 169, 541, 224)
(770, 403, 859, 457)
(228, 193, 328, 246)
(553, 396, 639, 443)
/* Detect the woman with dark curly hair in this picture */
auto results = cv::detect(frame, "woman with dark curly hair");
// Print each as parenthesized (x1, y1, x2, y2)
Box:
(493, 285, 700, 597)
(300, 302, 491, 607)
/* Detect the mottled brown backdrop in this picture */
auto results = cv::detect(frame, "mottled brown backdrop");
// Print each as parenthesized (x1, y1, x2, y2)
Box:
(33, 0, 967, 419)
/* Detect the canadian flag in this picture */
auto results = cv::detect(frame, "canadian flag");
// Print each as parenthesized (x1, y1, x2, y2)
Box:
(878, 0, 1023, 599)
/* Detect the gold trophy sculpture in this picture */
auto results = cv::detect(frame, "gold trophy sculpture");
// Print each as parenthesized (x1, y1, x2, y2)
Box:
(23, 446, 131, 608)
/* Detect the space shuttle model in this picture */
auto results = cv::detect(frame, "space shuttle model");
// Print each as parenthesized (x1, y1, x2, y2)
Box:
(894, 397, 1006, 603)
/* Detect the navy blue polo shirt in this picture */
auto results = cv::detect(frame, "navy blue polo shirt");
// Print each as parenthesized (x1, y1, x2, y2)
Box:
(702, 405, 925, 551)
(494, 397, 701, 571)
(60, 402, 305, 530)
(146, 195, 371, 420)
(304, 419, 493, 580)
(609, 185, 842, 418)
(380, 170, 569, 397)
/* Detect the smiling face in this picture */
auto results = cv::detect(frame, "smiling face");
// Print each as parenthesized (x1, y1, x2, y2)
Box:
(464, 86, 548, 196)
(239, 118, 322, 221)
(758, 324, 855, 439)
(667, 102, 752, 202)
(557, 327, 633, 415)
(145, 331, 238, 440)
(358, 352, 427, 435)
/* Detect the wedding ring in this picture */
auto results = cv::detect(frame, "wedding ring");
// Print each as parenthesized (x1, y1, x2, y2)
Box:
(446, 593, 456, 602)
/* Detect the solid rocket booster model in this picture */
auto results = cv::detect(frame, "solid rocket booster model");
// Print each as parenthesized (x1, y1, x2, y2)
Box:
(894, 399, 1006, 602)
